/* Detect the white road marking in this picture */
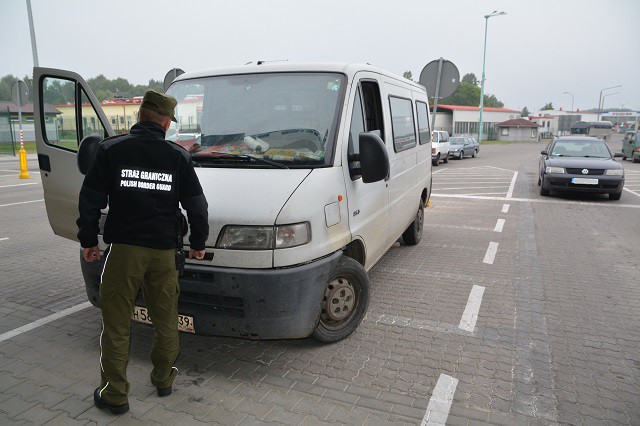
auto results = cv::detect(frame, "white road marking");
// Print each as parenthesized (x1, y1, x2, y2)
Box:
(458, 285, 485, 332)
(435, 186, 509, 191)
(0, 238, 8, 242)
(0, 169, 19, 173)
(483, 242, 499, 265)
(494, 218, 505, 232)
(0, 199, 44, 208)
(466, 192, 506, 196)
(623, 187, 640, 198)
(506, 171, 518, 199)
(0, 183, 39, 189)
(0, 302, 92, 343)
(502, 204, 510, 213)
(421, 374, 459, 426)
(431, 169, 446, 175)
(0, 174, 21, 178)
(485, 165, 517, 173)
(430, 193, 640, 209)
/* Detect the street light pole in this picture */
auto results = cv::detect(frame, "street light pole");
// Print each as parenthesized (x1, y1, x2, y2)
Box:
(597, 85, 621, 121)
(562, 91, 574, 112)
(478, 11, 506, 143)
(601, 91, 620, 120)
(26, 0, 39, 67)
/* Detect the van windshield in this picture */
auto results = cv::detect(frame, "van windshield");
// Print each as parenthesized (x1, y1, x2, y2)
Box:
(165, 73, 345, 168)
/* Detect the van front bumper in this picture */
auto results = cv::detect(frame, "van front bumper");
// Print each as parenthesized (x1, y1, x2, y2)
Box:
(80, 250, 342, 339)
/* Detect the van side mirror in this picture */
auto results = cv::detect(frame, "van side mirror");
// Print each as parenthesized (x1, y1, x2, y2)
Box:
(359, 132, 389, 183)
(540, 150, 548, 155)
(77, 134, 102, 175)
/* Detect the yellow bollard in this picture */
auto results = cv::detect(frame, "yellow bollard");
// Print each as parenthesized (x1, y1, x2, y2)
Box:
(19, 147, 30, 179)
(426, 199, 431, 207)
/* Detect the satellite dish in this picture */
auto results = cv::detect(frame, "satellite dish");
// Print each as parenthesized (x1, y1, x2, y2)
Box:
(11, 80, 29, 106)
(419, 59, 460, 99)
(163, 68, 185, 92)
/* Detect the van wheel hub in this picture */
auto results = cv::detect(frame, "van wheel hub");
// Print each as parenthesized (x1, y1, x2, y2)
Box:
(321, 278, 355, 322)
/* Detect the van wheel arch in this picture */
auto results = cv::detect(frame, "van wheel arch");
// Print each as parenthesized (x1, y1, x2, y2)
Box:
(342, 239, 366, 267)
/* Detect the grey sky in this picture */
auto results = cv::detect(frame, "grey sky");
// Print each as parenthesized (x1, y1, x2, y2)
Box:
(1, 0, 638, 112)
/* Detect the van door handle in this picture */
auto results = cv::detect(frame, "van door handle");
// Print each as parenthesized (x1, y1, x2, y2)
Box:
(38, 154, 51, 172)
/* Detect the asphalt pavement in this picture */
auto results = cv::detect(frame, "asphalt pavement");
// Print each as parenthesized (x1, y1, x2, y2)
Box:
(0, 136, 638, 425)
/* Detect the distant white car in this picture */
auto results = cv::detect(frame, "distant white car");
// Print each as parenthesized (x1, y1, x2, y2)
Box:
(431, 130, 450, 166)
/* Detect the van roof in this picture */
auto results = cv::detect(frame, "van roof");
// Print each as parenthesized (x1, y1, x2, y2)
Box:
(174, 62, 426, 92)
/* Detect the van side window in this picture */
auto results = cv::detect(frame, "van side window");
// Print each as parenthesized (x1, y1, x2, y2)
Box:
(361, 81, 384, 138)
(42, 77, 79, 151)
(415, 101, 430, 144)
(348, 87, 365, 180)
(389, 96, 417, 152)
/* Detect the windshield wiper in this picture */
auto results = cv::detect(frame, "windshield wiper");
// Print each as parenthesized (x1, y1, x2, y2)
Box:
(196, 153, 289, 169)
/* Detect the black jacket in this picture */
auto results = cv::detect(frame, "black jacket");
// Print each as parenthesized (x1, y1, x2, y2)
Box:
(77, 122, 209, 251)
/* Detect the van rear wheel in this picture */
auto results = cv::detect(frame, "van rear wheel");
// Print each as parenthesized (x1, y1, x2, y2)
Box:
(402, 200, 424, 245)
(312, 256, 369, 343)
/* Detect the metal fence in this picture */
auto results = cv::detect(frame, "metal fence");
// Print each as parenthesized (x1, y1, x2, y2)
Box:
(0, 108, 16, 156)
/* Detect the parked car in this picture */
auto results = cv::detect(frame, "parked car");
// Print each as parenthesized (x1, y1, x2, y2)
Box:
(431, 130, 449, 166)
(621, 131, 639, 163)
(448, 137, 478, 159)
(538, 136, 624, 200)
(33, 63, 433, 343)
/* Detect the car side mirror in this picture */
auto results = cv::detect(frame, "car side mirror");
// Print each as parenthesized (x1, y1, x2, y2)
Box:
(359, 132, 389, 183)
(540, 150, 548, 155)
(77, 134, 103, 175)
(614, 152, 623, 158)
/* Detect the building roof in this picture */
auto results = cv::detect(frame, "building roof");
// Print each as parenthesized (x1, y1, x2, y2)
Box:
(430, 104, 520, 113)
(0, 101, 60, 114)
(496, 118, 540, 128)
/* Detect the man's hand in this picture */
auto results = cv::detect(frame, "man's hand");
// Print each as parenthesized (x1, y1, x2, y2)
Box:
(189, 249, 205, 260)
(82, 246, 101, 263)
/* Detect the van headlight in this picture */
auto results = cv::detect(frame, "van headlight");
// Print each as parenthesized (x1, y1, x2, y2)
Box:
(217, 222, 311, 249)
(605, 169, 624, 176)
(545, 166, 565, 174)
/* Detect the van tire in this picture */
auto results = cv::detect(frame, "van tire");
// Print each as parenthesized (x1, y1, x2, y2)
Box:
(312, 256, 369, 343)
(432, 154, 440, 166)
(622, 153, 627, 160)
(633, 156, 640, 163)
(402, 201, 424, 246)
(443, 154, 449, 164)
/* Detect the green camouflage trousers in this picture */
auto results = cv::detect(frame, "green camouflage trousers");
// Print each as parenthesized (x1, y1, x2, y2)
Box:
(98, 243, 179, 405)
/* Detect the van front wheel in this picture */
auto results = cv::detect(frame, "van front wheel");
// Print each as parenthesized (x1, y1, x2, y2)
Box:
(402, 200, 424, 245)
(312, 256, 369, 343)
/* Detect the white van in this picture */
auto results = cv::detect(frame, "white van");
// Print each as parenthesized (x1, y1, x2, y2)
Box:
(431, 130, 450, 166)
(33, 63, 432, 342)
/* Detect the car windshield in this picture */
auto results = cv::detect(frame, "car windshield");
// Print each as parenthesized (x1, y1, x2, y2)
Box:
(449, 137, 465, 144)
(550, 140, 611, 158)
(165, 72, 345, 168)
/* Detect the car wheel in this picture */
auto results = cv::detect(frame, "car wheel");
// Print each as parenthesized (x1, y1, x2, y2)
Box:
(609, 192, 622, 200)
(402, 200, 424, 246)
(458, 151, 463, 160)
(472, 149, 477, 158)
(540, 177, 550, 196)
(312, 256, 369, 343)
(537, 174, 541, 186)
(633, 156, 640, 163)
(622, 153, 627, 160)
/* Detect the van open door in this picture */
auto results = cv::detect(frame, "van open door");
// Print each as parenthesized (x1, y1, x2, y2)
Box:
(33, 67, 114, 241)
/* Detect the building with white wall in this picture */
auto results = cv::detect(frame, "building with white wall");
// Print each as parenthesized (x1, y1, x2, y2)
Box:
(430, 104, 521, 139)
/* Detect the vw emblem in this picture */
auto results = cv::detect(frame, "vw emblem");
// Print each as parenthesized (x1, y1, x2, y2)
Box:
(581, 169, 589, 175)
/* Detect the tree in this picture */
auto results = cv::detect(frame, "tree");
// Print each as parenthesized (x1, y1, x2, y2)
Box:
(403, 71, 413, 81)
(461, 73, 478, 86)
(521, 106, 530, 117)
(483, 94, 504, 108)
(440, 82, 480, 106)
(541, 102, 553, 110)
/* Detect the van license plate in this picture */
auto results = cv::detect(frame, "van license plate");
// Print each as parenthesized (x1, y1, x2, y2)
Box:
(132, 306, 195, 333)
(572, 178, 598, 185)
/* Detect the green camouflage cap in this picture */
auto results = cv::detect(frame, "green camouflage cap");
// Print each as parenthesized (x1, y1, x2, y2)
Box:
(141, 90, 178, 122)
